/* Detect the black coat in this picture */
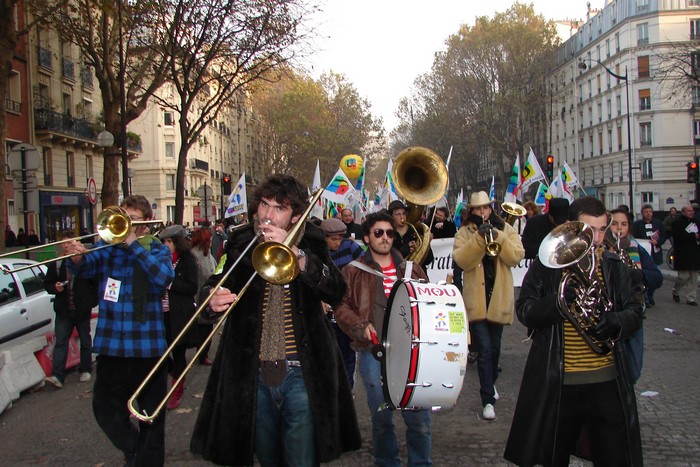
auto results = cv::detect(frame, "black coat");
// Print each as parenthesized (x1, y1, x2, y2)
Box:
(44, 259, 98, 321)
(190, 222, 361, 465)
(504, 253, 644, 466)
(165, 251, 198, 346)
(520, 213, 556, 259)
(671, 215, 700, 271)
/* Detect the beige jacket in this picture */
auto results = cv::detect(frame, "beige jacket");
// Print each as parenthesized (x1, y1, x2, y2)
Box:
(452, 221, 524, 324)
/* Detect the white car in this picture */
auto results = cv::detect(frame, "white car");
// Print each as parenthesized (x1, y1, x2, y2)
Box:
(0, 258, 54, 352)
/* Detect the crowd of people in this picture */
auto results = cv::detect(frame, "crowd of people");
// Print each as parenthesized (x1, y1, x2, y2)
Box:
(28, 174, 700, 467)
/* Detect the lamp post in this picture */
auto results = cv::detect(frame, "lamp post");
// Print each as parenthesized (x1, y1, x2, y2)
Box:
(578, 59, 633, 214)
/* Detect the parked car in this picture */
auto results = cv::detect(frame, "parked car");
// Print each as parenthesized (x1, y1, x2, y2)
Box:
(0, 258, 54, 352)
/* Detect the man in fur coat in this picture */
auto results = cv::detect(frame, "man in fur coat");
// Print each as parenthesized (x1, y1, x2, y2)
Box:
(190, 174, 361, 466)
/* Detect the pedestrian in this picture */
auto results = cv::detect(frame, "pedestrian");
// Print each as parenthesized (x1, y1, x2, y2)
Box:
(452, 191, 524, 421)
(189, 228, 216, 366)
(335, 210, 433, 466)
(430, 206, 457, 238)
(190, 174, 360, 466)
(28, 229, 41, 245)
(63, 195, 174, 467)
(663, 206, 678, 238)
(210, 219, 227, 261)
(632, 204, 668, 306)
(504, 196, 644, 466)
(521, 198, 569, 259)
(319, 217, 364, 388)
(43, 230, 98, 388)
(157, 224, 198, 410)
(671, 204, 700, 306)
(16, 228, 26, 246)
(5, 225, 16, 247)
(341, 207, 363, 240)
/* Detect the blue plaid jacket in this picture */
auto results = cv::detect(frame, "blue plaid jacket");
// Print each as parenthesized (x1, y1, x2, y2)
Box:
(69, 238, 174, 358)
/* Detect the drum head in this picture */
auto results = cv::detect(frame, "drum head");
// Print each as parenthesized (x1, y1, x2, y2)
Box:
(381, 279, 418, 408)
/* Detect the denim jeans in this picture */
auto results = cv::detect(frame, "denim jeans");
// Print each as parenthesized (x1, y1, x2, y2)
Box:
(51, 313, 92, 383)
(358, 350, 432, 467)
(469, 320, 503, 407)
(255, 366, 316, 467)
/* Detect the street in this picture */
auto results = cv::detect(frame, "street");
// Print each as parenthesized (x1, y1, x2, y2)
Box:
(0, 279, 698, 466)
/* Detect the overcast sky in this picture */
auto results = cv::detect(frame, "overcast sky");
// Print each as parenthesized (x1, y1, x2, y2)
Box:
(303, 0, 603, 133)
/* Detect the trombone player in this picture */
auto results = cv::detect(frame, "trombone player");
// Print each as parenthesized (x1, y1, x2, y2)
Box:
(63, 195, 174, 467)
(189, 174, 360, 466)
(452, 191, 524, 421)
(505, 197, 643, 466)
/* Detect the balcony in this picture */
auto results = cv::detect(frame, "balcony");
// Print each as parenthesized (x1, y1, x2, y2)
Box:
(81, 68, 93, 88)
(34, 107, 97, 144)
(5, 98, 21, 113)
(62, 58, 75, 81)
(38, 46, 52, 70)
(189, 158, 209, 172)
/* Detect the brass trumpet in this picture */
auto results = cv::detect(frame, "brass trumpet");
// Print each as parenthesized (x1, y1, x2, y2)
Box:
(482, 218, 501, 257)
(127, 189, 324, 423)
(1, 206, 163, 274)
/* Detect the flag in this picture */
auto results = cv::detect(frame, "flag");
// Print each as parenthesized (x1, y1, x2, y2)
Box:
(549, 172, 574, 202)
(445, 146, 453, 170)
(520, 148, 545, 192)
(504, 153, 521, 203)
(323, 168, 357, 205)
(534, 182, 549, 206)
(379, 160, 398, 208)
(310, 160, 323, 220)
(354, 163, 365, 191)
(488, 176, 495, 202)
(225, 173, 247, 219)
(454, 189, 464, 228)
(561, 162, 580, 189)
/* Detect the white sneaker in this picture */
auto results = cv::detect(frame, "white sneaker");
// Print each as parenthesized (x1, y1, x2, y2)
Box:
(493, 385, 499, 401)
(79, 372, 92, 382)
(482, 403, 496, 420)
(45, 376, 63, 389)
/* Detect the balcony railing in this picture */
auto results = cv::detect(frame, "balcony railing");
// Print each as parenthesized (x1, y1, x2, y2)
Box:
(189, 158, 209, 172)
(38, 46, 52, 70)
(62, 58, 75, 80)
(81, 68, 93, 88)
(5, 98, 21, 113)
(34, 107, 97, 141)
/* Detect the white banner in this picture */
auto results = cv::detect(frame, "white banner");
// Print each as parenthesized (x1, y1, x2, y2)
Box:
(423, 237, 531, 287)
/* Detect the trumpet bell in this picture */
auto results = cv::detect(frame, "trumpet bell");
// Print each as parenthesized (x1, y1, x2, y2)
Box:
(252, 242, 300, 285)
(96, 207, 132, 244)
(538, 221, 594, 268)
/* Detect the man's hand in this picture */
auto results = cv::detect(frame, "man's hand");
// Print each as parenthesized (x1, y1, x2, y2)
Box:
(63, 240, 87, 264)
(363, 323, 377, 343)
(408, 240, 416, 253)
(591, 312, 621, 341)
(208, 287, 238, 313)
(477, 223, 493, 237)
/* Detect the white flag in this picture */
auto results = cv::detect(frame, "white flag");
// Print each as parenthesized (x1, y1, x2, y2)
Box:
(225, 174, 247, 219)
(310, 160, 323, 220)
(323, 168, 358, 205)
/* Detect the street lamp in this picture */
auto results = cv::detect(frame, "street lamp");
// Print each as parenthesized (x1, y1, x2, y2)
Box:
(578, 59, 633, 214)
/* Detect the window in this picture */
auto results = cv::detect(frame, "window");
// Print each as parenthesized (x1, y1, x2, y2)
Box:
(619, 161, 624, 182)
(164, 111, 174, 126)
(615, 33, 620, 52)
(617, 126, 623, 151)
(694, 120, 700, 143)
(641, 159, 653, 180)
(598, 132, 603, 155)
(597, 102, 602, 122)
(638, 56, 650, 78)
(597, 75, 601, 93)
(80, 97, 93, 119)
(165, 142, 174, 158)
(38, 83, 50, 109)
(589, 107, 593, 126)
(63, 93, 72, 115)
(640, 122, 652, 147)
(606, 39, 610, 58)
(607, 98, 612, 119)
(608, 129, 613, 152)
(639, 89, 651, 110)
(85, 155, 93, 179)
(166, 174, 175, 190)
(692, 19, 700, 39)
(692, 52, 700, 76)
(693, 86, 700, 106)
(589, 134, 594, 156)
(609, 163, 614, 182)
(637, 23, 649, 45)
(641, 192, 654, 203)
(66, 152, 75, 187)
(6, 70, 21, 113)
(616, 95, 622, 116)
(578, 84, 583, 102)
(43, 147, 52, 185)
(167, 206, 176, 223)
(637, 0, 649, 12)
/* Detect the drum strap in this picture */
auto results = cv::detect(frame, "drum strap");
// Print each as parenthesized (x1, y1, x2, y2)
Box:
(348, 260, 414, 280)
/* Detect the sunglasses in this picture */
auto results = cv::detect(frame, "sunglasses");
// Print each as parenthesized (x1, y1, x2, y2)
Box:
(372, 228, 395, 239)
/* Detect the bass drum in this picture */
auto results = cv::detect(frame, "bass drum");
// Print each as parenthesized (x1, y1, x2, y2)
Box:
(381, 279, 468, 410)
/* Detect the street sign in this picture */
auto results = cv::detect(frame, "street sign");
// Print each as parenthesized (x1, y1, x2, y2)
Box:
(87, 177, 98, 205)
(196, 184, 213, 199)
(8, 143, 41, 172)
(13, 188, 39, 212)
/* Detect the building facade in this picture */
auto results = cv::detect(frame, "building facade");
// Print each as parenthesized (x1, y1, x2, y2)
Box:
(548, 0, 700, 216)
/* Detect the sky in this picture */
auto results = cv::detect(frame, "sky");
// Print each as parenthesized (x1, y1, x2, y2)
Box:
(304, 0, 604, 134)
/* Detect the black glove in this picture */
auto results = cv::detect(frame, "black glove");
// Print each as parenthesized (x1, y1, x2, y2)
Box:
(477, 223, 493, 237)
(592, 312, 621, 341)
(489, 215, 505, 230)
(563, 285, 577, 306)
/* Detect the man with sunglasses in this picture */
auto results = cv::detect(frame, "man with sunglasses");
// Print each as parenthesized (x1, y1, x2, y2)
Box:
(453, 191, 524, 422)
(335, 210, 432, 466)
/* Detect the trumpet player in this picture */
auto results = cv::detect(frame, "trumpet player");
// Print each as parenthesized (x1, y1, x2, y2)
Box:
(452, 191, 524, 421)
(505, 197, 644, 467)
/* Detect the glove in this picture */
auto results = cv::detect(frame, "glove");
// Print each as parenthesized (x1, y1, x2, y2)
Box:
(591, 312, 621, 341)
(563, 285, 577, 306)
(478, 223, 493, 237)
(489, 215, 505, 230)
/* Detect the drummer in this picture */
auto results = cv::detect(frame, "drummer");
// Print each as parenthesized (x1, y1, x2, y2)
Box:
(335, 210, 432, 466)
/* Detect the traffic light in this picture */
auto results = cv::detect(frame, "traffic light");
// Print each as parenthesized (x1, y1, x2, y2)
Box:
(222, 175, 232, 195)
(688, 161, 699, 184)
(546, 155, 554, 179)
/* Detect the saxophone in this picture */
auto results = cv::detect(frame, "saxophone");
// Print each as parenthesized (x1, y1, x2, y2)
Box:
(539, 222, 615, 355)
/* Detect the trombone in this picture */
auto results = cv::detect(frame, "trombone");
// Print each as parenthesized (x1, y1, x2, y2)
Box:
(127, 189, 324, 423)
(1, 206, 163, 274)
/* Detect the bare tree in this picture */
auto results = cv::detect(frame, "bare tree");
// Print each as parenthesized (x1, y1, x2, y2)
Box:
(653, 39, 700, 107)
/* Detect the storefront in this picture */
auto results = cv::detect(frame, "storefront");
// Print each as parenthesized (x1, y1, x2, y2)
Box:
(39, 191, 94, 243)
